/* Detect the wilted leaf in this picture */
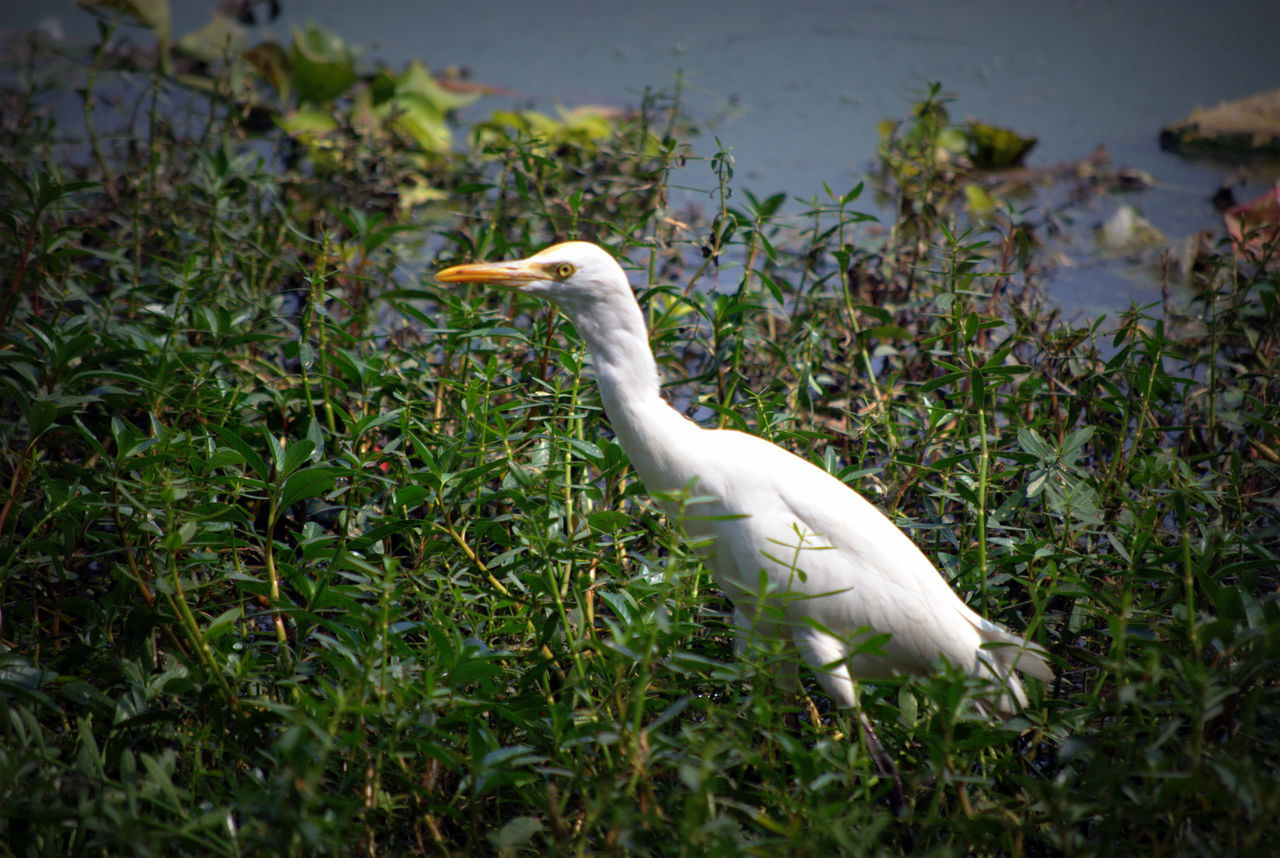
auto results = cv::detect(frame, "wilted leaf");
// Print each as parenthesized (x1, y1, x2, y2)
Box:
(176, 12, 246, 63)
(78, 0, 170, 39)
(968, 121, 1037, 168)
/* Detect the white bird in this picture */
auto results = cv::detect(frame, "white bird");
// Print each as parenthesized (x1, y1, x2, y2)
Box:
(436, 241, 1051, 723)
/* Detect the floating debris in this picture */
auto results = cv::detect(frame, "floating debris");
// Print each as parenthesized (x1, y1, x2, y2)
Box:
(1160, 89, 1280, 158)
(1225, 182, 1280, 262)
(1098, 204, 1166, 252)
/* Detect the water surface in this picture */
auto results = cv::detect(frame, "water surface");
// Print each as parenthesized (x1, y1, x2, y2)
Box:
(9, 0, 1277, 315)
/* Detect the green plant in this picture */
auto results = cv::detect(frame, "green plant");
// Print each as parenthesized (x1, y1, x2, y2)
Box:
(2, 11, 1278, 857)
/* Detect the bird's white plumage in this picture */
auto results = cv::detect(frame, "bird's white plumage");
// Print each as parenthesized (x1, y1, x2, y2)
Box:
(437, 241, 1051, 715)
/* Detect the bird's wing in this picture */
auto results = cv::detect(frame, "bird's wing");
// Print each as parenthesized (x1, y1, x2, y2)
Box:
(768, 444, 1053, 688)
(701, 430, 1046, 682)
(713, 431, 959, 602)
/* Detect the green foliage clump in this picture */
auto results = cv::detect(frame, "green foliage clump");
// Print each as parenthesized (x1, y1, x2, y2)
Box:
(2, 11, 1279, 858)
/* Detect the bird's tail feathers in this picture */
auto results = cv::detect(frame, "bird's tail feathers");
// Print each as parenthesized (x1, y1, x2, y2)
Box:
(973, 620, 1053, 717)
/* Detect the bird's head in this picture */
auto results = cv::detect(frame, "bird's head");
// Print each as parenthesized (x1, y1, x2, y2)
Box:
(436, 240, 652, 362)
(436, 241, 630, 311)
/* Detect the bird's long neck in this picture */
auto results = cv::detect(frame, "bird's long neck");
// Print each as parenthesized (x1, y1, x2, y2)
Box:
(558, 295, 696, 490)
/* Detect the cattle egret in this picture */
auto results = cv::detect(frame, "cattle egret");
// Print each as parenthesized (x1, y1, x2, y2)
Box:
(436, 241, 1051, 725)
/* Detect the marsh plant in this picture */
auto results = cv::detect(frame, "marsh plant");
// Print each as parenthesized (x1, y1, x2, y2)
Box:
(1, 13, 1278, 858)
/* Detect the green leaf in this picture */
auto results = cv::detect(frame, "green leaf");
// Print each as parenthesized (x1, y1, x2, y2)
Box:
(209, 424, 269, 482)
(290, 25, 357, 104)
(203, 606, 243, 642)
(1061, 425, 1095, 459)
(305, 418, 325, 459)
(1017, 427, 1056, 462)
(588, 510, 631, 531)
(563, 436, 604, 465)
(0, 159, 33, 203)
(277, 107, 340, 136)
(276, 466, 339, 517)
(392, 485, 429, 510)
(266, 431, 286, 475)
(489, 816, 544, 850)
(164, 520, 199, 549)
(281, 439, 317, 480)
(918, 370, 965, 394)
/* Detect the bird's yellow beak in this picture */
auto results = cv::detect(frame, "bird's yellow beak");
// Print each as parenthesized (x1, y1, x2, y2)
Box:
(435, 258, 543, 286)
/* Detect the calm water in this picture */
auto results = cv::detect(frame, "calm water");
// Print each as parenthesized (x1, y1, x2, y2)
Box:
(8, 0, 1278, 315)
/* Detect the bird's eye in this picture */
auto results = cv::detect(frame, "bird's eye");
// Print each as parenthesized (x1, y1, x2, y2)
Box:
(554, 262, 576, 279)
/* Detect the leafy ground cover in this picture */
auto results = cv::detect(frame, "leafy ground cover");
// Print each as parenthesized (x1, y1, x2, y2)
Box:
(1, 10, 1278, 857)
